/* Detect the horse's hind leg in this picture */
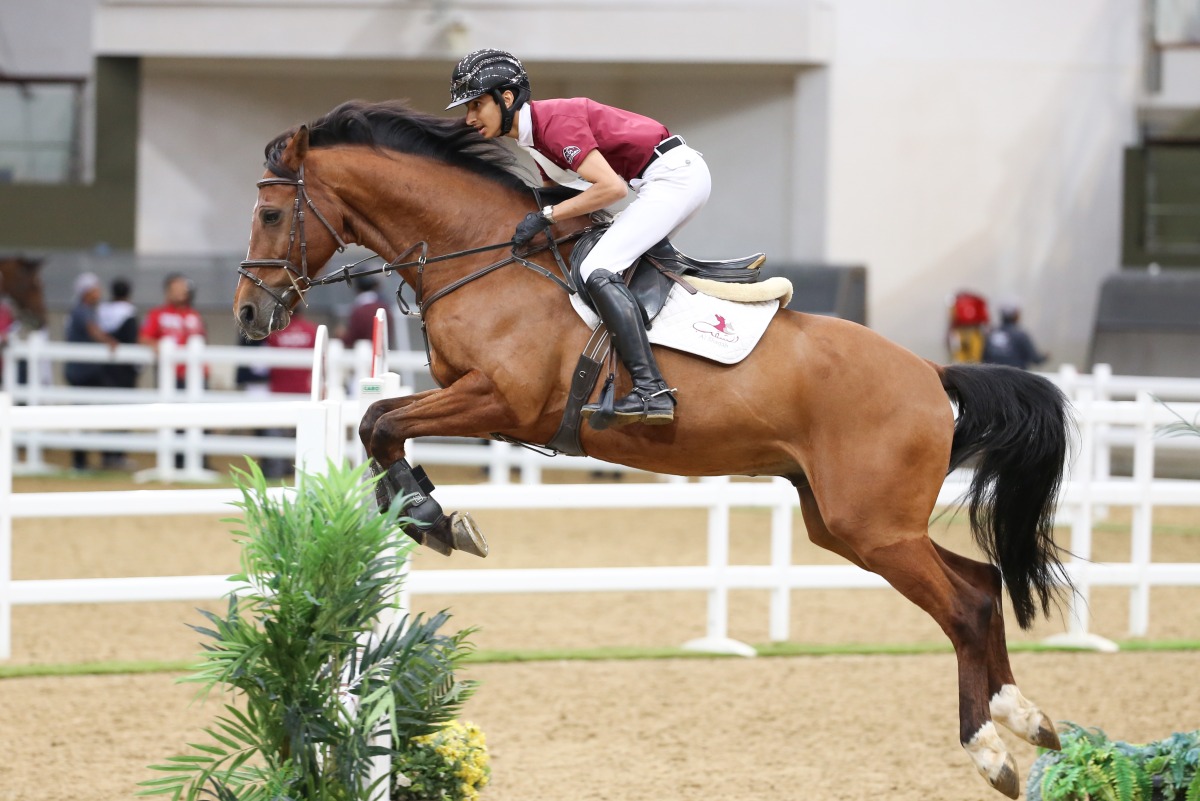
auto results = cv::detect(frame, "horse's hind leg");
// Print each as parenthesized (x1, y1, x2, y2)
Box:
(861, 535, 1019, 797)
(933, 544, 1061, 751)
(805, 475, 1020, 798)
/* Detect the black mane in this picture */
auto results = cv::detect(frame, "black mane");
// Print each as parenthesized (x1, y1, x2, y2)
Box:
(265, 99, 533, 192)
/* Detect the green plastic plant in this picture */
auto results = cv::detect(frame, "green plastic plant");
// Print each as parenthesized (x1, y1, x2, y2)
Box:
(140, 460, 479, 801)
(1028, 724, 1200, 801)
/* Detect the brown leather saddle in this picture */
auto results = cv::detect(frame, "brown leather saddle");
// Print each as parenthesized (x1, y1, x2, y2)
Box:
(540, 227, 766, 456)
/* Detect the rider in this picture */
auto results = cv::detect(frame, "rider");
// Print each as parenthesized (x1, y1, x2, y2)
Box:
(447, 48, 709, 427)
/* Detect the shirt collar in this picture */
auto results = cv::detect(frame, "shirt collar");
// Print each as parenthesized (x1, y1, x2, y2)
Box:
(516, 103, 534, 148)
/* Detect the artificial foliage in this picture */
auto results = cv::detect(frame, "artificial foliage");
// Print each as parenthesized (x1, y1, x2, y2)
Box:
(1027, 724, 1200, 801)
(139, 460, 479, 801)
(392, 720, 491, 801)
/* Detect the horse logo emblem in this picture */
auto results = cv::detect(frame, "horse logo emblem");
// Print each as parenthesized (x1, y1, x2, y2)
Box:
(693, 313, 739, 343)
(562, 145, 582, 166)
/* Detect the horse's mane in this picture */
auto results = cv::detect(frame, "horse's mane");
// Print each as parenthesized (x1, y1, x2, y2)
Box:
(264, 99, 534, 193)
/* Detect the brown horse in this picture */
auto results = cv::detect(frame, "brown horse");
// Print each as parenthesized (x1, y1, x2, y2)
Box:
(0, 255, 47, 331)
(234, 101, 1072, 797)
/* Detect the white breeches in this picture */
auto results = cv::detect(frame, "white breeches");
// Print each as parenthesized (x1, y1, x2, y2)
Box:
(579, 144, 711, 281)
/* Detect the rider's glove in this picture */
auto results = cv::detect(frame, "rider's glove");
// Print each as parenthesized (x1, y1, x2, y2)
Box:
(513, 211, 552, 245)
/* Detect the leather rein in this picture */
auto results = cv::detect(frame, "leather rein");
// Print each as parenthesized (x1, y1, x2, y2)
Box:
(238, 167, 580, 324)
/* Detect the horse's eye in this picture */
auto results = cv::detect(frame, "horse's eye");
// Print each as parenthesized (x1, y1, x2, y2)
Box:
(260, 209, 283, 225)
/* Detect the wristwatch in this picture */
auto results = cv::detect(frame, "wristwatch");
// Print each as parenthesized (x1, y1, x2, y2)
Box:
(541, 205, 557, 224)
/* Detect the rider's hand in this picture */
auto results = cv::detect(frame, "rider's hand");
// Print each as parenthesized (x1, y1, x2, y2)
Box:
(513, 211, 552, 246)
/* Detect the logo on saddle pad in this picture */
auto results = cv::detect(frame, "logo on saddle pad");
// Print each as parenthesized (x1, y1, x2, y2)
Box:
(562, 145, 582, 166)
(693, 314, 739, 344)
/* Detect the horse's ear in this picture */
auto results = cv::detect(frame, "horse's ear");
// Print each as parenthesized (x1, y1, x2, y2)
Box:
(281, 125, 310, 172)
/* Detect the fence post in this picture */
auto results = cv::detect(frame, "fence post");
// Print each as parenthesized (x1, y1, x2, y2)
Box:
(487, 440, 512, 485)
(1128, 392, 1157, 637)
(768, 479, 793, 642)
(149, 337, 179, 482)
(22, 330, 48, 472)
(1042, 390, 1118, 652)
(0, 393, 13, 659)
(182, 336, 210, 480)
(1092, 363, 1113, 519)
(682, 477, 756, 657)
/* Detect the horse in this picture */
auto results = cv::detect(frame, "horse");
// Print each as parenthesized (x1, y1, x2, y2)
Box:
(0, 255, 47, 331)
(234, 100, 1073, 798)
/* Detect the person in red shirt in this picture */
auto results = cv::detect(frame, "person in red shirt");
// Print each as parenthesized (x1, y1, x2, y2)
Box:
(338, 276, 394, 349)
(266, 306, 318, 396)
(448, 48, 711, 428)
(139, 274, 207, 388)
(261, 307, 319, 477)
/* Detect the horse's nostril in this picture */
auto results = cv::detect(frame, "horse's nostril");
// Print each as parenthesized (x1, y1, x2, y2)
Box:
(239, 304, 256, 326)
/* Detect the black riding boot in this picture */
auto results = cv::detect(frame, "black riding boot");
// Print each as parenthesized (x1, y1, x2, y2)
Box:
(581, 270, 677, 427)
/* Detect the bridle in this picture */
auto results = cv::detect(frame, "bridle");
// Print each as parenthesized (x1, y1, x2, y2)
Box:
(238, 164, 349, 315)
(237, 166, 582, 339)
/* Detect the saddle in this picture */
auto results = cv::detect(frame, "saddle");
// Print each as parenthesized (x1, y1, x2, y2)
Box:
(536, 227, 768, 457)
(570, 225, 766, 323)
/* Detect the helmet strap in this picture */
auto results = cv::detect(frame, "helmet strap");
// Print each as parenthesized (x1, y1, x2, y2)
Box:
(491, 87, 530, 136)
(491, 89, 516, 136)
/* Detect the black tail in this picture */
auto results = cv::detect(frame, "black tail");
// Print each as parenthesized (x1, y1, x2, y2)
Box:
(940, 364, 1074, 629)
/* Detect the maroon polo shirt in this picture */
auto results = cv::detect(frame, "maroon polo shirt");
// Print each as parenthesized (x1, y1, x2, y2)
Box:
(528, 98, 670, 181)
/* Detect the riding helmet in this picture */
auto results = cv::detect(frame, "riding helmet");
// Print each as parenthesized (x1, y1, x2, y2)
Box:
(447, 48, 531, 134)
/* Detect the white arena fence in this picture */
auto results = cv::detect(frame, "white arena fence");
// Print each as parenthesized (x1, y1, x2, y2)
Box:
(0, 330, 651, 483)
(1, 386, 1198, 660)
(4, 327, 1200, 485)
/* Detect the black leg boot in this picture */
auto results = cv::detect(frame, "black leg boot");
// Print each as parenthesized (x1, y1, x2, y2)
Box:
(581, 270, 677, 427)
(370, 458, 488, 557)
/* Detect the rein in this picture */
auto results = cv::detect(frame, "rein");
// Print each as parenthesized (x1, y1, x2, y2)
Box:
(239, 166, 581, 325)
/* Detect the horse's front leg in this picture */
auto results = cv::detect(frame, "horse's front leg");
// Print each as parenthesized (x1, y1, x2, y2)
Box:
(361, 370, 520, 558)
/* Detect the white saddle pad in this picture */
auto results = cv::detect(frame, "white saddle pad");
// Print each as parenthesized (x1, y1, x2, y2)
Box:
(569, 281, 784, 365)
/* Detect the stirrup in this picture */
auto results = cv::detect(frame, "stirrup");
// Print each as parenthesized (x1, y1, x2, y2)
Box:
(612, 385, 678, 426)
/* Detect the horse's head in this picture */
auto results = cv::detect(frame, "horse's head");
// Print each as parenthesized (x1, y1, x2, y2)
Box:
(234, 126, 348, 339)
(0, 256, 47, 330)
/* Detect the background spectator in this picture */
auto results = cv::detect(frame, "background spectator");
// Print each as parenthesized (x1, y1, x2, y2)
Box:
(139, 274, 206, 388)
(339, 276, 394, 348)
(97, 277, 140, 469)
(139, 274, 207, 469)
(982, 302, 1048, 370)
(263, 306, 319, 477)
(64, 272, 118, 470)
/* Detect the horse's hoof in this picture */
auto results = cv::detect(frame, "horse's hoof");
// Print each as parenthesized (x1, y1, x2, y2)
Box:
(449, 511, 489, 558)
(1033, 718, 1062, 751)
(408, 512, 488, 558)
(990, 754, 1020, 799)
(410, 526, 454, 557)
(966, 722, 1020, 799)
(990, 685, 1062, 750)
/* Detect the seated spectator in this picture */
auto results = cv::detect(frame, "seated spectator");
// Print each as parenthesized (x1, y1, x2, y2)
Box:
(982, 303, 1048, 370)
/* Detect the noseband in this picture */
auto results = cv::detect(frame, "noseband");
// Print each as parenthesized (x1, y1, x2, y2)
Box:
(238, 163, 348, 314)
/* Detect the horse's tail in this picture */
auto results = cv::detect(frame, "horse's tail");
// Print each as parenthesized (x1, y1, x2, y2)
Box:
(938, 363, 1074, 629)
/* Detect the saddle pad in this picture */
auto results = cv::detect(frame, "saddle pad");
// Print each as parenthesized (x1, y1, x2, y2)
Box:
(570, 283, 782, 365)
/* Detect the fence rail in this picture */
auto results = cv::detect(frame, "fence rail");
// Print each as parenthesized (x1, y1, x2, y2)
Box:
(2, 386, 1198, 660)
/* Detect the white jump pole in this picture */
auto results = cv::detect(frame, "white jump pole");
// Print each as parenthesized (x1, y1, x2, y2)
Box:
(356, 308, 403, 801)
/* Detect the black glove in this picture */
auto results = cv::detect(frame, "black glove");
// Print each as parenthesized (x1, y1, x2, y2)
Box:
(513, 211, 552, 245)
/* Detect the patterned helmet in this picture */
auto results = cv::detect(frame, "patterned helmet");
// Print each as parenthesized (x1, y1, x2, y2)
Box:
(446, 48, 531, 110)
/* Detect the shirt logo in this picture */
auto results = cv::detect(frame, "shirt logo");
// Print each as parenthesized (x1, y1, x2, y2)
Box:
(563, 145, 582, 166)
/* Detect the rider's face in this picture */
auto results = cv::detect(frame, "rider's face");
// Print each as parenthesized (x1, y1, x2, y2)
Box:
(464, 91, 512, 139)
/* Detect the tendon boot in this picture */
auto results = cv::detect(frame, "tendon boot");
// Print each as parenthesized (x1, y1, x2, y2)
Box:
(372, 458, 488, 557)
(581, 269, 677, 428)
